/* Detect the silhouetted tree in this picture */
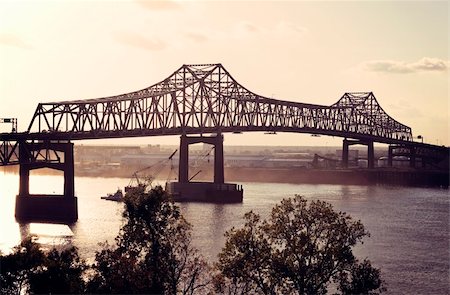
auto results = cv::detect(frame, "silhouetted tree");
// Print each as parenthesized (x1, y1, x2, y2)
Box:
(2, 190, 386, 295)
(28, 246, 86, 294)
(0, 238, 44, 295)
(337, 259, 386, 295)
(0, 238, 85, 295)
(87, 185, 211, 294)
(215, 195, 385, 295)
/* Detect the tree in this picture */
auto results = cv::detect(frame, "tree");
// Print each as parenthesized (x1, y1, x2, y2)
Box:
(213, 212, 286, 295)
(1, 186, 210, 295)
(29, 247, 86, 294)
(337, 259, 386, 295)
(28, 246, 86, 294)
(0, 238, 44, 295)
(88, 185, 211, 294)
(216, 195, 385, 295)
(0, 238, 85, 295)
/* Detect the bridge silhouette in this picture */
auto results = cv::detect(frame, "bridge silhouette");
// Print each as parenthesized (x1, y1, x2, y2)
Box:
(0, 63, 448, 222)
(6, 64, 413, 142)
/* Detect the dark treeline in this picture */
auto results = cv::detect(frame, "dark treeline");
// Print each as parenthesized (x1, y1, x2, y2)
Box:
(1, 186, 385, 294)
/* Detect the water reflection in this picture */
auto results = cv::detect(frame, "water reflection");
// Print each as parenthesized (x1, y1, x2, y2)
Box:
(19, 223, 73, 250)
(340, 185, 351, 200)
(19, 223, 30, 240)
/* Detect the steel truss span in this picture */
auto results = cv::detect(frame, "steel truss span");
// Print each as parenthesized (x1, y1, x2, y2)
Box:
(25, 64, 412, 143)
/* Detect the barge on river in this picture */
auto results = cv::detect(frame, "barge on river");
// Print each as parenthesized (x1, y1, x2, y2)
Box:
(166, 181, 243, 203)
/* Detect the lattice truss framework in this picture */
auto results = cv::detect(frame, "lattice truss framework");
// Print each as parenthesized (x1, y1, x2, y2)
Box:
(0, 140, 63, 166)
(27, 64, 412, 141)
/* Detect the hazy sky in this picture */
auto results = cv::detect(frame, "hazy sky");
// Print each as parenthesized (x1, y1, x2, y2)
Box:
(0, 0, 448, 147)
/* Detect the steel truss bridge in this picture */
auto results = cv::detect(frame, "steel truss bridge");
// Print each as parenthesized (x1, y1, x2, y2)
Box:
(0, 63, 447, 167)
(1, 63, 448, 222)
(8, 63, 413, 141)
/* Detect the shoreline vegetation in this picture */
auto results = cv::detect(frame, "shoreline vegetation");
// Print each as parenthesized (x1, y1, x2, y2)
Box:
(0, 186, 385, 294)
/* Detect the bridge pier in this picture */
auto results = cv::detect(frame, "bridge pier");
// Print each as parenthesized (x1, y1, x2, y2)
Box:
(15, 141, 77, 223)
(388, 145, 425, 169)
(342, 141, 349, 169)
(18, 141, 30, 196)
(342, 139, 375, 169)
(409, 146, 416, 168)
(179, 135, 189, 183)
(178, 133, 224, 184)
(368, 141, 374, 169)
(388, 145, 394, 167)
(168, 133, 242, 202)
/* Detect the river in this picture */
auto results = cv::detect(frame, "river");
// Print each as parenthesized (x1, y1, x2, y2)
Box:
(0, 172, 448, 294)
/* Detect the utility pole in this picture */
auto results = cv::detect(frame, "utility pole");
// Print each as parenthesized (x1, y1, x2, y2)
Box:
(0, 118, 18, 132)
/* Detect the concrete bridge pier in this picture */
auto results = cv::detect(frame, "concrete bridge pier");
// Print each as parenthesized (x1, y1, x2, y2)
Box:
(409, 146, 416, 168)
(179, 135, 189, 183)
(15, 141, 78, 223)
(179, 133, 224, 184)
(368, 141, 375, 169)
(169, 133, 242, 202)
(388, 145, 394, 167)
(342, 141, 349, 169)
(388, 145, 422, 169)
(342, 139, 375, 169)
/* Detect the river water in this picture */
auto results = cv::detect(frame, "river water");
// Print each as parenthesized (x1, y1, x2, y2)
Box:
(0, 172, 448, 294)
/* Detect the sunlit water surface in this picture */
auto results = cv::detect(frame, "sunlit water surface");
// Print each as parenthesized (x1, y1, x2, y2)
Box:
(0, 172, 448, 294)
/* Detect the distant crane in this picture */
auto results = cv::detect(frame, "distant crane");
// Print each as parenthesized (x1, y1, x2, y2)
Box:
(126, 149, 178, 192)
(189, 146, 215, 181)
(0, 118, 17, 132)
(312, 153, 340, 169)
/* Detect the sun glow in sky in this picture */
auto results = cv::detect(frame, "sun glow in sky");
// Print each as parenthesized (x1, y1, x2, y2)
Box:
(0, 0, 448, 146)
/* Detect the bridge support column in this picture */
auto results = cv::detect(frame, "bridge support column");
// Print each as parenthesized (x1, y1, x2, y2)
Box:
(179, 135, 189, 183)
(213, 134, 224, 184)
(64, 143, 75, 198)
(342, 139, 375, 169)
(168, 133, 242, 202)
(389, 144, 449, 170)
(409, 146, 416, 168)
(18, 141, 30, 196)
(388, 145, 394, 167)
(342, 139, 349, 169)
(15, 141, 77, 223)
(178, 133, 225, 184)
(368, 141, 375, 169)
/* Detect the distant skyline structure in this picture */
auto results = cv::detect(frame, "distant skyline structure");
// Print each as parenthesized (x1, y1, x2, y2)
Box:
(0, 1, 448, 146)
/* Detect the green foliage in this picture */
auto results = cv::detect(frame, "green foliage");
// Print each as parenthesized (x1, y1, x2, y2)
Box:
(88, 185, 211, 294)
(216, 195, 385, 295)
(214, 212, 285, 295)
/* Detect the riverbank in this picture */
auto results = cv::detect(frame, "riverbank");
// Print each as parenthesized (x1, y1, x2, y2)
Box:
(224, 167, 449, 188)
(2, 166, 448, 188)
